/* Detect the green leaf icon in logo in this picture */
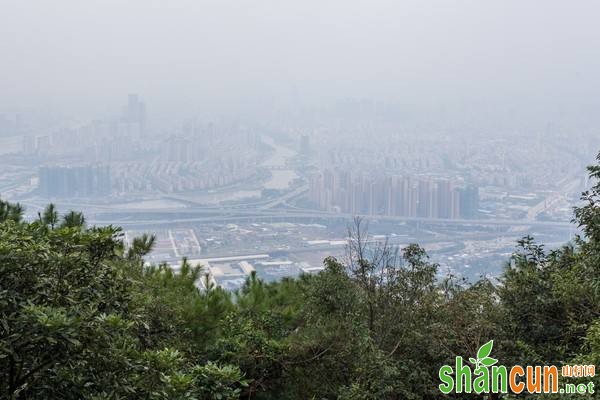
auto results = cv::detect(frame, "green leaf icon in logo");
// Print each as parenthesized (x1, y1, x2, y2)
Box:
(477, 340, 494, 359)
(469, 357, 478, 364)
(480, 357, 498, 366)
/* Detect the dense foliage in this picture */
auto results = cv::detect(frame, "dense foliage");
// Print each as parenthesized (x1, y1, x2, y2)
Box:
(1, 154, 600, 399)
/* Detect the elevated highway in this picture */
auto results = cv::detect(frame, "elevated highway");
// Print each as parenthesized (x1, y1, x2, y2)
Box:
(90, 208, 574, 229)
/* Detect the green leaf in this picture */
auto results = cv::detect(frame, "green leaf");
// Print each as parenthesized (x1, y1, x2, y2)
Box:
(477, 340, 494, 359)
(480, 357, 498, 366)
(469, 357, 478, 364)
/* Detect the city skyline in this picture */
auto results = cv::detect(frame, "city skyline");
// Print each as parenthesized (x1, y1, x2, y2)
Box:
(1, 1, 599, 289)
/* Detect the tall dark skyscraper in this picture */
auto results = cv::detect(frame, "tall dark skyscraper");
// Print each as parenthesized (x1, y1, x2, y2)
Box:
(122, 94, 147, 136)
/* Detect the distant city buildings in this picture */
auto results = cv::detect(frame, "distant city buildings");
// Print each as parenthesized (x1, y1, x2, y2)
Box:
(308, 170, 478, 219)
(109, 126, 265, 194)
(0, 98, 587, 227)
(38, 164, 111, 198)
(164, 136, 193, 163)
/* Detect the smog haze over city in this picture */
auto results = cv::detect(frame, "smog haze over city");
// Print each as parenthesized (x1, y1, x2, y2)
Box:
(2, 0, 599, 289)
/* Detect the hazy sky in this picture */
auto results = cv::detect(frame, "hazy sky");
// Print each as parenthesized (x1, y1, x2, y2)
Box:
(2, 0, 600, 121)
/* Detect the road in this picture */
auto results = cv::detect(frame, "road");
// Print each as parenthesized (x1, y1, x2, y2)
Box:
(527, 176, 582, 221)
(259, 185, 308, 210)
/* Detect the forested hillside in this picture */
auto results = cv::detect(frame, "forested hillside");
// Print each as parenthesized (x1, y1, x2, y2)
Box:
(1, 155, 600, 399)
